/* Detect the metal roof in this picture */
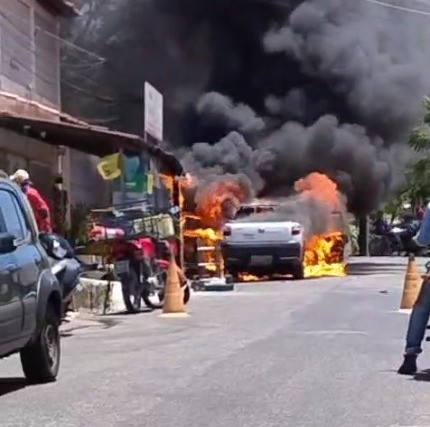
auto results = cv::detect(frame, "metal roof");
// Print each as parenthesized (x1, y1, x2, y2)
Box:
(0, 112, 184, 176)
(36, 0, 79, 17)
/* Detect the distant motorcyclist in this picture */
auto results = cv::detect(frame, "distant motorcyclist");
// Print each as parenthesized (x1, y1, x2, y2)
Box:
(10, 169, 52, 233)
(417, 203, 426, 221)
(373, 211, 389, 235)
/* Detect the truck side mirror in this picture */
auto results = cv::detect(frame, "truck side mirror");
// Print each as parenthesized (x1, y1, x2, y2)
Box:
(0, 233, 17, 254)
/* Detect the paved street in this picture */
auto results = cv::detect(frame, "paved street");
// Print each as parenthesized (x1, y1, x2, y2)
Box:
(0, 257, 429, 427)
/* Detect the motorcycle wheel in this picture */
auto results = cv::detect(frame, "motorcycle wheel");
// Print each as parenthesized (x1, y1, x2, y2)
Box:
(143, 276, 191, 309)
(141, 270, 167, 310)
(369, 236, 392, 256)
(120, 268, 142, 314)
(155, 284, 191, 306)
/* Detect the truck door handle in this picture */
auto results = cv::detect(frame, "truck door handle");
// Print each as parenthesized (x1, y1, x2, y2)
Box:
(6, 264, 18, 273)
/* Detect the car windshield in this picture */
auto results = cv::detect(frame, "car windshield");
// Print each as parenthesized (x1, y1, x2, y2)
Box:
(234, 205, 275, 219)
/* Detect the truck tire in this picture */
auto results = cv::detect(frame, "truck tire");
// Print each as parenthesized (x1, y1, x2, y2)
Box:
(20, 304, 60, 384)
(291, 262, 305, 280)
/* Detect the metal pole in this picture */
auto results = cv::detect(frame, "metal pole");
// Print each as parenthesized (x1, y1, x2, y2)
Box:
(177, 177, 185, 270)
(358, 215, 369, 256)
(119, 149, 126, 204)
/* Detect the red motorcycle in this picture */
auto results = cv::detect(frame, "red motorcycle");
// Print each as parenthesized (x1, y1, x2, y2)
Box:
(88, 224, 190, 313)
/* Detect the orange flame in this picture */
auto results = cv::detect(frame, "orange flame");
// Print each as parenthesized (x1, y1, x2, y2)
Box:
(196, 180, 250, 229)
(295, 172, 341, 210)
(304, 232, 346, 277)
(238, 273, 268, 282)
(294, 173, 347, 278)
(184, 227, 222, 242)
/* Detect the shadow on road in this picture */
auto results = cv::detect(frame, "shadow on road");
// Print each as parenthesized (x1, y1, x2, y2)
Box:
(413, 369, 430, 382)
(0, 378, 27, 397)
(103, 307, 153, 317)
(347, 262, 406, 276)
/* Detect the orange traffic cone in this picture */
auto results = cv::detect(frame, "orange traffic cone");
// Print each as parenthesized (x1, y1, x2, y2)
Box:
(400, 253, 423, 310)
(160, 254, 188, 317)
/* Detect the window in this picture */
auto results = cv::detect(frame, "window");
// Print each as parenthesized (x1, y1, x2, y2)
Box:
(34, 11, 59, 105)
(0, 190, 29, 240)
(0, 0, 33, 87)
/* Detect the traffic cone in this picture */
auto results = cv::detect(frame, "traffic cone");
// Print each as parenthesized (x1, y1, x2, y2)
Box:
(160, 254, 189, 317)
(400, 253, 423, 309)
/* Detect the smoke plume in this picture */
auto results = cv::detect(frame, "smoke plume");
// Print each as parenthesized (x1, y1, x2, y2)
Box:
(69, 0, 430, 217)
(166, 0, 430, 216)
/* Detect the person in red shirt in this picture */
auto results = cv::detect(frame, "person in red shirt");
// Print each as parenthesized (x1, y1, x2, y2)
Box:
(10, 169, 52, 233)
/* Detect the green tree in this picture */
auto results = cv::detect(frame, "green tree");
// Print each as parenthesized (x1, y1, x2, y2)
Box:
(404, 96, 430, 202)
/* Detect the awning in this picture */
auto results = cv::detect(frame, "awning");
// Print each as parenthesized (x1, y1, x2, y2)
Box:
(0, 113, 184, 176)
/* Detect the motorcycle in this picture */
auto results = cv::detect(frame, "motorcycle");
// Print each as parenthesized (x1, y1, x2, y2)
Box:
(88, 224, 190, 313)
(143, 238, 190, 309)
(369, 220, 422, 256)
(39, 233, 89, 319)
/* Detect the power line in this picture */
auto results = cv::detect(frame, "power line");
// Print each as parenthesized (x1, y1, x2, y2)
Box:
(359, 0, 430, 16)
(0, 7, 105, 61)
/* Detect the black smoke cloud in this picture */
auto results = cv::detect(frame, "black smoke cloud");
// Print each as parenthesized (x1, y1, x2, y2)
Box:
(164, 0, 430, 215)
(69, 0, 430, 215)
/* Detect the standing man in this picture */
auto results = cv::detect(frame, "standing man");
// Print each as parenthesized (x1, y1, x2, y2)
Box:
(10, 169, 52, 233)
(52, 176, 68, 236)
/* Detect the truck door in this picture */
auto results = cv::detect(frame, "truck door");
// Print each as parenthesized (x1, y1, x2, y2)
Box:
(1, 189, 40, 335)
(0, 189, 24, 343)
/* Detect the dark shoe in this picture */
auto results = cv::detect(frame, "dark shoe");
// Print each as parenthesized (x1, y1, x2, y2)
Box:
(397, 355, 418, 375)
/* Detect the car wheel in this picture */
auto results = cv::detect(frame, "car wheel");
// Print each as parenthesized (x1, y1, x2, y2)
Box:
(291, 262, 305, 280)
(20, 304, 60, 384)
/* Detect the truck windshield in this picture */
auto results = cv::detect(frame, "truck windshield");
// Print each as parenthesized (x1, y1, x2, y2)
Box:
(235, 205, 274, 219)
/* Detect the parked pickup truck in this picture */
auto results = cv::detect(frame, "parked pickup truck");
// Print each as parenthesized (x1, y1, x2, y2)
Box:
(0, 174, 62, 383)
(221, 202, 305, 279)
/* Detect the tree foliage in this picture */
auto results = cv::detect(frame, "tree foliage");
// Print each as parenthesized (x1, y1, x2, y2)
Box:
(402, 96, 430, 202)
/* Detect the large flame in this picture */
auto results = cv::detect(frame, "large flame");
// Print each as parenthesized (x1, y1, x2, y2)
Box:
(181, 174, 249, 275)
(304, 231, 346, 278)
(195, 179, 249, 230)
(296, 173, 346, 278)
(180, 171, 347, 280)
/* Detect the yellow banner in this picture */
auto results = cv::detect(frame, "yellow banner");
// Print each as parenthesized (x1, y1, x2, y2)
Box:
(96, 153, 122, 180)
(147, 173, 154, 194)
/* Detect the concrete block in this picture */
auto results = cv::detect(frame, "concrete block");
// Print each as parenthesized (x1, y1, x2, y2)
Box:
(73, 277, 125, 315)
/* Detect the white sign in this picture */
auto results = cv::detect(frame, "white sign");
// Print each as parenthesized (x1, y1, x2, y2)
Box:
(144, 82, 163, 141)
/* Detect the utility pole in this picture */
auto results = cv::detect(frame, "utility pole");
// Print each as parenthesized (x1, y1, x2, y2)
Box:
(358, 216, 369, 256)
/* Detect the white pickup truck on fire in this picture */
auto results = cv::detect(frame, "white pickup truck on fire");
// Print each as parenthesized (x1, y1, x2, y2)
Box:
(221, 202, 305, 280)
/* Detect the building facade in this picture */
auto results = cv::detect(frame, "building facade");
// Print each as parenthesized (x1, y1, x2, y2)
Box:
(0, 0, 109, 213)
(0, 0, 66, 199)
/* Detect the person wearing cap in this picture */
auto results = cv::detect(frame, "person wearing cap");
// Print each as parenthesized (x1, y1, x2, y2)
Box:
(10, 169, 52, 234)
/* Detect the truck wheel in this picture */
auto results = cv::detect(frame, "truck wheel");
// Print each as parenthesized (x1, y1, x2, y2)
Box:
(20, 304, 60, 384)
(291, 262, 305, 280)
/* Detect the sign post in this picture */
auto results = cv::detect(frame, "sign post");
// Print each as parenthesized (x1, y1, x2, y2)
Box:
(144, 82, 163, 212)
(144, 82, 163, 142)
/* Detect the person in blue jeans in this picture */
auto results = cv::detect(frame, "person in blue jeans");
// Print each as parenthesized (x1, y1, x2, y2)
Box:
(398, 202, 430, 375)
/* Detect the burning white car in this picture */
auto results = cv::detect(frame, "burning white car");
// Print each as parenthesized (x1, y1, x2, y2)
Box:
(221, 201, 305, 280)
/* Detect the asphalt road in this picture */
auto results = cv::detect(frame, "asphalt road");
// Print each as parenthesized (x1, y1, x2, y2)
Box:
(0, 257, 429, 427)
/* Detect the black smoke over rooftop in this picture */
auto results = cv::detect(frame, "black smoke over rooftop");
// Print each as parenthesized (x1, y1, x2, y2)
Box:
(71, 0, 430, 215)
(154, 0, 430, 215)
